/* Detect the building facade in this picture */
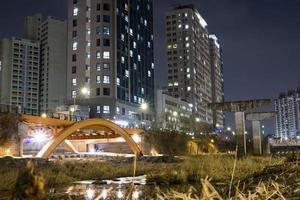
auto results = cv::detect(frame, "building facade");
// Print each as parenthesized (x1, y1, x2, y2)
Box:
(165, 5, 224, 128)
(67, 0, 154, 128)
(155, 88, 193, 131)
(275, 88, 300, 139)
(0, 37, 40, 115)
(209, 35, 224, 128)
(24, 14, 68, 113)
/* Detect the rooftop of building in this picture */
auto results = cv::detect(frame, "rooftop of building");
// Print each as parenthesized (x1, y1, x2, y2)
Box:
(278, 87, 300, 98)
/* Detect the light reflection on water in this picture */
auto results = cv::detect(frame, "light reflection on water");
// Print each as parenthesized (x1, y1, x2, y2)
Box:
(62, 175, 150, 199)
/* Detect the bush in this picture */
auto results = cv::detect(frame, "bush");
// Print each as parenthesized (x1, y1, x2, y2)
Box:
(144, 130, 190, 156)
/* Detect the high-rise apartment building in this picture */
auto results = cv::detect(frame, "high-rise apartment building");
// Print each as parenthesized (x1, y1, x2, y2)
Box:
(24, 14, 67, 113)
(275, 88, 300, 139)
(0, 37, 40, 115)
(67, 0, 154, 128)
(165, 5, 224, 127)
(209, 35, 224, 128)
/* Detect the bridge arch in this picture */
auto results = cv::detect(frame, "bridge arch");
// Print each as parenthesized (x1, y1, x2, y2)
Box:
(36, 118, 142, 158)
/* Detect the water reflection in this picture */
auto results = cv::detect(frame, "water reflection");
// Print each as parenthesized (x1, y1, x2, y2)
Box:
(61, 176, 148, 199)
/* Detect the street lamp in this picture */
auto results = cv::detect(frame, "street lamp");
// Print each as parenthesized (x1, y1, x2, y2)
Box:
(227, 127, 231, 131)
(140, 102, 148, 111)
(172, 111, 178, 117)
(81, 87, 90, 96)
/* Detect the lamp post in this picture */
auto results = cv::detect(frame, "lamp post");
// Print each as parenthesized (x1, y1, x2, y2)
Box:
(71, 86, 90, 120)
(140, 102, 148, 129)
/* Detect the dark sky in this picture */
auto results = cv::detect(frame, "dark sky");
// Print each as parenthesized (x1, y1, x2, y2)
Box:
(1, 0, 300, 134)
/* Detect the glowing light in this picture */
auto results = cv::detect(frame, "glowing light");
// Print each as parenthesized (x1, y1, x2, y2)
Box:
(232, 131, 236, 135)
(70, 107, 75, 112)
(132, 190, 140, 199)
(6, 149, 10, 155)
(114, 120, 129, 127)
(32, 130, 49, 144)
(41, 113, 47, 118)
(216, 123, 220, 128)
(117, 190, 123, 199)
(211, 139, 214, 143)
(86, 188, 95, 200)
(227, 127, 231, 131)
(101, 189, 108, 199)
(132, 134, 141, 143)
(81, 87, 90, 95)
(297, 136, 300, 139)
(140, 102, 148, 111)
(195, 118, 200, 122)
(172, 111, 178, 117)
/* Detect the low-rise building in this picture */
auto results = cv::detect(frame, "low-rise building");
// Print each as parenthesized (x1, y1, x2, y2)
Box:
(155, 89, 193, 131)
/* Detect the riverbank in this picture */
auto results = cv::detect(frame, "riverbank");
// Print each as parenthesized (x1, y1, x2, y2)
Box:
(0, 155, 287, 198)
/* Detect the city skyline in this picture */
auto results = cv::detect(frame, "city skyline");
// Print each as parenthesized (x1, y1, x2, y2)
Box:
(1, 0, 299, 100)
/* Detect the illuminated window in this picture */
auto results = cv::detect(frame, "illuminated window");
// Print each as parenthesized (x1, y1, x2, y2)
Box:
(73, 7, 78, 16)
(148, 70, 151, 77)
(96, 63, 101, 71)
(133, 41, 136, 48)
(178, 24, 182, 28)
(125, 70, 129, 77)
(103, 76, 110, 83)
(72, 90, 76, 98)
(72, 78, 77, 86)
(96, 51, 101, 59)
(130, 50, 133, 57)
(103, 51, 110, 59)
(116, 77, 120, 85)
(72, 42, 78, 50)
(96, 76, 101, 83)
(185, 24, 189, 29)
(174, 82, 178, 86)
(186, 43, 190, 47)
(187, 86, 191, 91)
(103, 106, 110, 114)
(97, 106, 101, 114)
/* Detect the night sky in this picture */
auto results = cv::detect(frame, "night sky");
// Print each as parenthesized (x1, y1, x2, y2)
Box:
(1, 0, 300, 133)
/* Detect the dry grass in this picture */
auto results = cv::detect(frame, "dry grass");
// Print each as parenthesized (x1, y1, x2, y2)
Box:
(157, 177, 286, 200)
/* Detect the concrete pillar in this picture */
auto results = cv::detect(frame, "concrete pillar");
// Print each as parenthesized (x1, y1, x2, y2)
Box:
(252, 120, 262, 155)
(235, 112, 246, 157)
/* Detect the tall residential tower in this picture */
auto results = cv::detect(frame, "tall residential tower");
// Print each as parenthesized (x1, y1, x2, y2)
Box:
(24, 14, 68, 113)
(0, 37, 40, 115)
(275, 88, 300, 139)
(67, 0, 154, 128)
(165, 5, 224, 128)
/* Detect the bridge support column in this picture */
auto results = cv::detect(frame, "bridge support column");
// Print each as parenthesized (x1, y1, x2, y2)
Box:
(252, 120, 262, 155)
(235, 112, 246, 157)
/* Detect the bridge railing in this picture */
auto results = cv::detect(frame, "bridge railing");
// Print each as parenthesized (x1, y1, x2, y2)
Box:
(269, 138, 300, 146)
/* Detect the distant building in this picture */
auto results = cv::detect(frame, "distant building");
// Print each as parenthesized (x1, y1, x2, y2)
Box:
(0, 37, 40, 115)
(209, 35, 225, 128)
(66, 0, 154, 128)
(155, 88, 193, 131)
(24, 14, 68, 113)
(274, 88, 300, 139)
(165, 4, 224, 128)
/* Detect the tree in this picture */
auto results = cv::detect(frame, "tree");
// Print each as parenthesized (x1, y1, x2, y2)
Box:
(0, 113, 20, 146)
(144, 130, 190, 156)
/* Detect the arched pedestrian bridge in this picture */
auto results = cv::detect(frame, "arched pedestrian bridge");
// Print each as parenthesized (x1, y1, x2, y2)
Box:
(21, 115, 144, 158)
(0, 104, 144, 158)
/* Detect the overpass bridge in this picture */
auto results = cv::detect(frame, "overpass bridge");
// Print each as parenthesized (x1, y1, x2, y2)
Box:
(0, 104, 144, 158)
(269, 138, 300, 154)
